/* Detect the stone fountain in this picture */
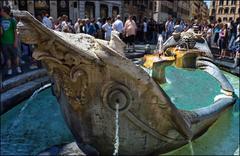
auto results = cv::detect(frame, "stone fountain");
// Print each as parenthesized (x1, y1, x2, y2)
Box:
(13, 11, 236, 155)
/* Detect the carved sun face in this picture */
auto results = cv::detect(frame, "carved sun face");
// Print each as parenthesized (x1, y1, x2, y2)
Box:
(180, 32, 196, 49)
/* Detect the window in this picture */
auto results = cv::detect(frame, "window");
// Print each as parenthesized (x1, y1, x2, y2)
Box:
(218, 17, 222, 22)
(218, 8, 223, 14)
(149, 2, 153, 9)
(57, 0, 69, 17)
(229, 17, 233, 21)
(219, 0, 224, 6)
(124, 0, 131, 5)
(18, 0, 28, 11)
(100, 4, 108, 18)
(223, 17, 227, 21)
(226, 0, 229, 5)
(239, 8, 240, 14)
(224, 7, 229, 14)
(212, 1, 215, 7)
(230, 7, 235, 14)
(112, 6, 119, 17)
(211, 9, 216, 15)
(144, 0, 148, 6)
(212, 9, 216, 14)
(154, 2, 157, 12)
(85, 2, 95, 18)
(132, 0, 137, 5)
(231, 0, 236, 5)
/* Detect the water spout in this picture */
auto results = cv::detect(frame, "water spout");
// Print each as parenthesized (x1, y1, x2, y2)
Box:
(20, 83, 52, 112)
(188, 140, 194, 156)
(113, 102, 120, 156)
(11, 83, 52, 129)
(156, 34, 164, 54)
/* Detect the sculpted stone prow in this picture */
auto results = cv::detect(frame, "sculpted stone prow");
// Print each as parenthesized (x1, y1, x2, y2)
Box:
(12, 10, 236, 155)
(13, 10, 100, 62)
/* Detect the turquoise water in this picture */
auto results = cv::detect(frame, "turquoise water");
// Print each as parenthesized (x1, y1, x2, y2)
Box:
(0, 89, 74, 155)
(163, 106, 239, 155)
(162, 69, 239, 155)
(161, 66, 222, 110)
(0, 69, 239, 155)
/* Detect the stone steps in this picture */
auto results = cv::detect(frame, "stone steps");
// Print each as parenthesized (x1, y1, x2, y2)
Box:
(0, 69, 50, 115)
(1, 69, 48, 93)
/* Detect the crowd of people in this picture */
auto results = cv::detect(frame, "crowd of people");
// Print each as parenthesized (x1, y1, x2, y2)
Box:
(39, 11, 138, 52)
(208, 17, 240, 61)
(1, 5, 240, 76)
(39, 12, 240, 59)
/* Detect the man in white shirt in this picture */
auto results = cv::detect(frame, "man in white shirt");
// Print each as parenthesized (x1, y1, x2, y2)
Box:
(112, 15, 123, 39)
(102, 17, 112, 41)
(42, 11, 52, 29)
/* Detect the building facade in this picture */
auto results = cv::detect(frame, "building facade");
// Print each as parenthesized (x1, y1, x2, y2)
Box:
(1, 0, 122, 22)
(209, 0, 240, 23)
(189, 1, 200, 21)
(153, 0, 190, 22)
(201, 2, 209, 23)
(189, 0, 209, 24)
(122, 0, 153, 22)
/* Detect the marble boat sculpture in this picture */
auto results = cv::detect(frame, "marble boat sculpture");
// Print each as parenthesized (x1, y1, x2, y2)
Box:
(14, 11, 236, 155)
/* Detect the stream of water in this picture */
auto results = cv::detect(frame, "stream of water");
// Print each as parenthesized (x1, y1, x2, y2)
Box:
(188, 140, 194, 156)
(113, 103, 120, 156)
(10, 83, 52, 130)
(20, 83, 52, 112)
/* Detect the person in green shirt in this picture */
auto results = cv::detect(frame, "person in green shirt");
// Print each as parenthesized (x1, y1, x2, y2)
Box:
(1, 6, 22, 75)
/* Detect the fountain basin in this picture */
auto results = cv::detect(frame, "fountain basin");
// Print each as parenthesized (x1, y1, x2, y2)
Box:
(0, 70, 238, 155)
(9, 10, 239, 155)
